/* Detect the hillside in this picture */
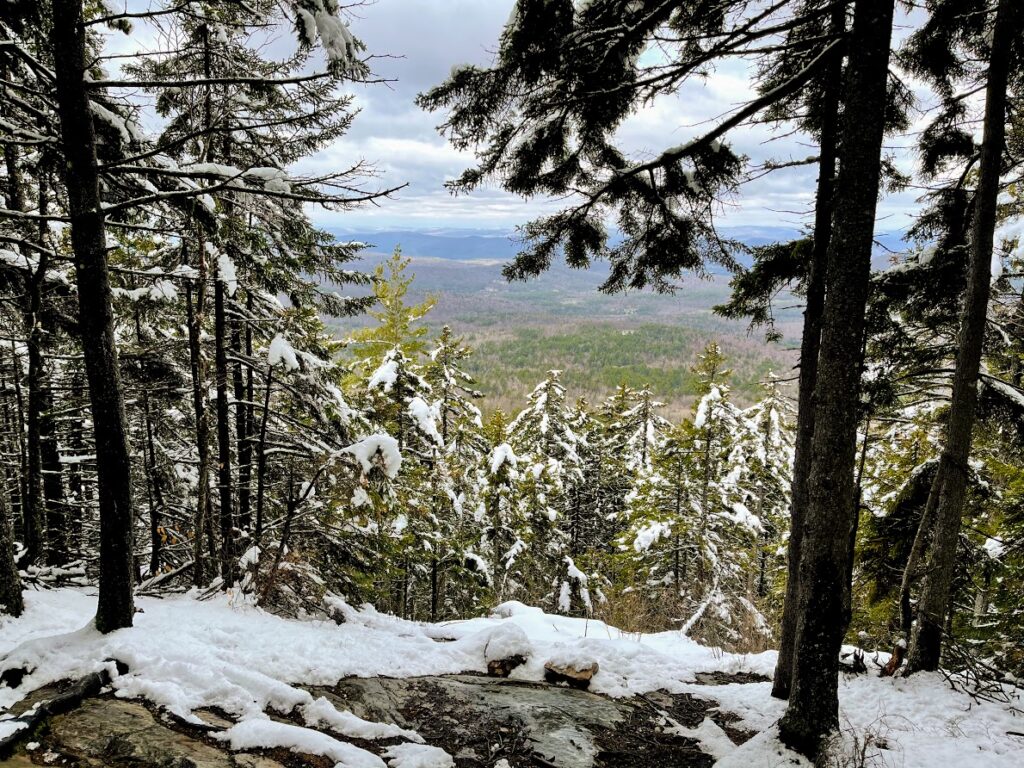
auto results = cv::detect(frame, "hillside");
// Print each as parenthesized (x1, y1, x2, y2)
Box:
(328, 237, 804, 415)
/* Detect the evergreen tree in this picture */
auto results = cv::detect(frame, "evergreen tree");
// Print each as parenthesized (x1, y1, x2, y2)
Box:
(902, 0, 1024, 673)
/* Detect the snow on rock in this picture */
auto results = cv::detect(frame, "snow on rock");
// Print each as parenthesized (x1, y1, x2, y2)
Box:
(216, 718, 385, 767)
(1, 590, 1022, 768)
(344, 434, 402, 479)
(303, 696, 423, 743)
(268, 334, 300, 370)
(480, 622, 532, 674)
(382, 743, 454, 768)
(543, 647, 600, 687)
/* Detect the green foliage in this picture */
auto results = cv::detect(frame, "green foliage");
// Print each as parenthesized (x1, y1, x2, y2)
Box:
(348, 248, 437, 363)
(462, 323, 781, 415)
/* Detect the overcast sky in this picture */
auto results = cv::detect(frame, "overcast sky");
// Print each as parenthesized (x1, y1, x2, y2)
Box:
(110, 1, 923, 237)
(304, 0, 922, 237)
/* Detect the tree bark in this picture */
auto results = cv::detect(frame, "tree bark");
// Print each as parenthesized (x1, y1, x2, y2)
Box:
(254, 366, 273, 542)
(772, 0, 844, 701)
(0, 472, 23, 617)
(22, 229, 45, 568)
(233, 308, 251, 532)
(905, 0, 1019, 674)
(184, 267, 211, 586)
(50, 0, 136, 632)
(778, 0, 894, 757)
(214, 264, 235, 586)
(40, 383, 66, 565)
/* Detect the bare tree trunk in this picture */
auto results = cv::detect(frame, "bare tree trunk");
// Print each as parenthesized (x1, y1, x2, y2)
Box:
(10, 344, 28, 532)
(66, 387, 86, 557)
(906, 0, 1019, 674)
(23, 250, 46, 568)
(233, 308, 251, 532)
(40, 382, 66, 565)
(135, 311, 166, 577)
(214, 264, 235, 586)
(185, 263, 211, 586)
(254, 366, 273, 542)
(772, 0, 843, 701)
(3, 126, 47, 567)
(778, 0, 895, 757)
(143, 390, 164, 576)
(50, 0, 136, 632)
(0, 474, 22, 617)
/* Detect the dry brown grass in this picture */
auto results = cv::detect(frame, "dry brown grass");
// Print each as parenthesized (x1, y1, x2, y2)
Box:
(594, 586, 775, 653)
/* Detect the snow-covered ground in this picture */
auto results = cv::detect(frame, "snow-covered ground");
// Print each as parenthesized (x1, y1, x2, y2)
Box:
(0, 588, 1021, 768)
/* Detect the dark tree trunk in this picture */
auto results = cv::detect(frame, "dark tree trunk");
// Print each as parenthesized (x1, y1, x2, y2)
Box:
(35, 177, 66, 567)
(0, 476, 23, 617)
(906, 0, 1019, 674)
(214, 268, 235, 586)
(430, 557, 439, 622)
(135, 312, 166, 577)
(41, 384, 66, 565)
(143, 391, 164, 577)
(772, 1, 844, 701)
(9, 342, 28, 529)
(233, 309, 251, 532)
(254, 366, 273, 542)
(4, 129, 46, 567)
(23, 256, 46, 568)
(50, 0, 136, 633)
(184, 253, 211, 586)
(66, 388, 86, 557)
(778, 0, 895, 757)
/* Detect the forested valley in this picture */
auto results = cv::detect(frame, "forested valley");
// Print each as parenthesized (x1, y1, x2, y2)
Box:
(0, 2, 1022, 768)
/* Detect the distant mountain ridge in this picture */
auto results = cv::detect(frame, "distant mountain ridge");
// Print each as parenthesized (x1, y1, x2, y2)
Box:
(330, 225, 907, 270)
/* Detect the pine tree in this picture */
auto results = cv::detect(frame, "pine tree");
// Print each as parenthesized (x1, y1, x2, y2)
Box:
(903, 0, 1024, 673)
(506, 370, 582, 611)
(729, 374, 795, 601)
(780, 0, 897, 755)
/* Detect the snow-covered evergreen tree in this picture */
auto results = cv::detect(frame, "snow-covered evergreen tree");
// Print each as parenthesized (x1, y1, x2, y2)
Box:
(727, 374, 795, 599)
(506, 371, 582, 612)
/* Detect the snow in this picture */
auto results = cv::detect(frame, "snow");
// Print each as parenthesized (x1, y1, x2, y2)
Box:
(557, 580, 572, 612)
(298, 1, 358, 68)
(382, 743, 454, 768)
(368, 359, 399, 391)
(713, 726, 811, 768)
(216, 718, 385, 768)
(344, 434, 402, 479)
(489, 443, 517, 475)
(664, 715, 735, 760)
(217, 253, 238, 297)
(633, 521, 670, 552)
(89, 101, 135, 146)
(1, 590, 1021, 768)
(245, 167, 291, 194)
(694, 386, 722, 429)
(983, 536, 1005, 559)
(481, 622, 531, 663)
(407, 397, 443, 446)
(303, 696, 422, 742)
(268, 334, 300, 370)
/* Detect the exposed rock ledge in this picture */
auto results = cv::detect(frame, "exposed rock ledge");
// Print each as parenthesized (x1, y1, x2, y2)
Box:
(2, 673, 760, 768)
